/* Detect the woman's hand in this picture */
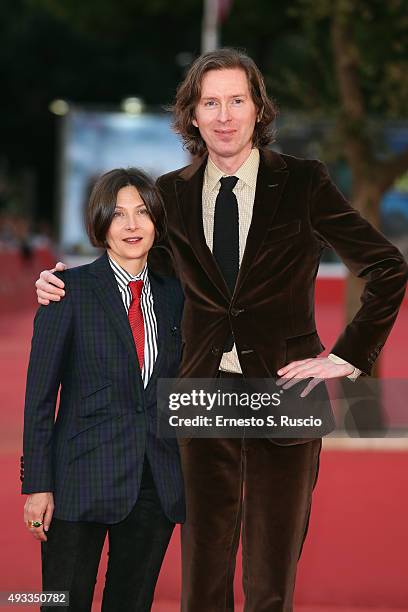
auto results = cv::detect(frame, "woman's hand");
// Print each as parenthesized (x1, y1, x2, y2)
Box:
(24, 492, 54, 542)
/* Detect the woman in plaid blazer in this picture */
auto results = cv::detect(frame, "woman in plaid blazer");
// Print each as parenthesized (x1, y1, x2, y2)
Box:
(22, 168, 185, 611)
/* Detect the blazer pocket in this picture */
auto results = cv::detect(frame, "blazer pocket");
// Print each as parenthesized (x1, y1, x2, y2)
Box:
(284, 330, 325, 364)
(265, 219, 301, 244)
(79, 382, 112, 417)
(67, 415, 121, 462)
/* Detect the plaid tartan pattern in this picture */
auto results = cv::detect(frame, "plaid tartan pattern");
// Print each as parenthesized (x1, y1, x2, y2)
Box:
(22, 252, 185, 524)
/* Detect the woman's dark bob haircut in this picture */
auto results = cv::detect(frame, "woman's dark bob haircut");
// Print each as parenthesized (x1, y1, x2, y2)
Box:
(172, 47, 278, 156)
(86, 167, 166, 248)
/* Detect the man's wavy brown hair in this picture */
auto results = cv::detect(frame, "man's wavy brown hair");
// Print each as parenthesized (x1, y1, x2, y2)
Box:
(172, 48, 278, 156)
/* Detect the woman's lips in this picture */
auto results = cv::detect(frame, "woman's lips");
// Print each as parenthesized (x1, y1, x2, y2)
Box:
(123, 237, 142, 243)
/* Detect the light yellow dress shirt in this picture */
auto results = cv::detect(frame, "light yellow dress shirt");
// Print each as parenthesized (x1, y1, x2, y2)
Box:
(202, 148, 259, 373)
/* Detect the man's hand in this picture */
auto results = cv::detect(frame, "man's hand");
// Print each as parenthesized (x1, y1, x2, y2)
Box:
(24, 492, 54, 542)
(35, 262, 67, 305)
(277, 357, 354, 397)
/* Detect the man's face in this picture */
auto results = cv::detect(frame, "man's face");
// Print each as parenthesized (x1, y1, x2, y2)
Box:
(193, 68, 258, 164)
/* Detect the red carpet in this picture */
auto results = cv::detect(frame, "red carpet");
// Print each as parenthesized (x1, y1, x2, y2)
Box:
(1, 273, 407, 610)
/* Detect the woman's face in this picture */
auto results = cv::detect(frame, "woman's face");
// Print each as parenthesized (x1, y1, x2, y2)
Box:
(106, 186, 155, 274)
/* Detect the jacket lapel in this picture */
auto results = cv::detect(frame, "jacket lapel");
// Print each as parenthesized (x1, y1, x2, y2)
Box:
(174, 149, 289, 299)
(233, 149, 289, 296)
(88, 252, 141, 376)
(145, 271, 167, 390)
(175, 155, 231, 302)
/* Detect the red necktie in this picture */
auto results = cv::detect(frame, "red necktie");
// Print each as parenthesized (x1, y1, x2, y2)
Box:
(128, 280, 145, 370)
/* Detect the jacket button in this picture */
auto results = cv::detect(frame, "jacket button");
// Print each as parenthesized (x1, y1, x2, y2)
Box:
(211, 346, 220, 355)
(230, 308, 244, 317)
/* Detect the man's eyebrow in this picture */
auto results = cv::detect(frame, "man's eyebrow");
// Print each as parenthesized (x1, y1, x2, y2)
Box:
(201, 94, 248, 99)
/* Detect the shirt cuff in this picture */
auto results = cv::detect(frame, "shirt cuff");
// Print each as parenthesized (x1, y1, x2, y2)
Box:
(327, 353, 362, 381)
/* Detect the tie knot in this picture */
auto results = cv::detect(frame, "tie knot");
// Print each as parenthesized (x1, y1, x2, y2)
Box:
(128, 280, 143, 303)
(219, 176, 238, 192)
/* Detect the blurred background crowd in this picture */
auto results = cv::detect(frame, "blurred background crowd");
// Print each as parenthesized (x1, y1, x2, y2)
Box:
(1, 0, 408, 309)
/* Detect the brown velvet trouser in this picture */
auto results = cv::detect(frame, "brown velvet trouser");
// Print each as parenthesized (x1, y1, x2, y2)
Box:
(179, 437, 322, 612)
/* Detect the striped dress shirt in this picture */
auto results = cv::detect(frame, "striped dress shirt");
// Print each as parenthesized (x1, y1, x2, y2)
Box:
(108, 254, 158, 387)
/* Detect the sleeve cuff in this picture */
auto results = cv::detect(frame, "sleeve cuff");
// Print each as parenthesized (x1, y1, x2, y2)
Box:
(328, 353, 362, 381)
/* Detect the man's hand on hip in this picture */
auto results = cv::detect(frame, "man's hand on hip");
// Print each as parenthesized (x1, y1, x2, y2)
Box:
(277, 357, 354, 397)
(35, 262, 67, 305)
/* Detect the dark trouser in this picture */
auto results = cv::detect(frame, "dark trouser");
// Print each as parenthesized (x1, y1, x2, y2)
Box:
(179, 437, 321, 612)
(41, 459, 174, 612)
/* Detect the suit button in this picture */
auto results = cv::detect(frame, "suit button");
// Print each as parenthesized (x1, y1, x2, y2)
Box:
(211, 346, 220, 355)
(230, 308, 244, 317)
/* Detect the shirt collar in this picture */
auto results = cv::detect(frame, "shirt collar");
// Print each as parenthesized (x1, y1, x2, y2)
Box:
(205, 148, 260, 191)
(108, 253, 148, 293)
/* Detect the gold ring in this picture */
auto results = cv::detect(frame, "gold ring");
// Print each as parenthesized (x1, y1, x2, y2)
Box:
(27, 520, 43, 528)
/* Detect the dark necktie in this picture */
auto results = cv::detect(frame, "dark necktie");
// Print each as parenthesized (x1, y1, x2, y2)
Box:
(128, 280, 145, 370)
(213, 175, 239, 352)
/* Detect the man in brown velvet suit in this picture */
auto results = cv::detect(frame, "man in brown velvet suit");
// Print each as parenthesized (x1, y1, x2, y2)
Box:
(36, 49, 407, 611)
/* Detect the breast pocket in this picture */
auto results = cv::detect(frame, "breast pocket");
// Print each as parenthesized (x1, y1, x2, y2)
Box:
(265, 219, 301, 244)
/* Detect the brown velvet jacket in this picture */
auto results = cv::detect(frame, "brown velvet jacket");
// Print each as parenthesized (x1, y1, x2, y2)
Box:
(156, 149, 408, 379)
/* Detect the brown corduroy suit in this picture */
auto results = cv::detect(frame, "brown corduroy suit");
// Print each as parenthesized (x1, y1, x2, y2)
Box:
(156, 148, 408, 611)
